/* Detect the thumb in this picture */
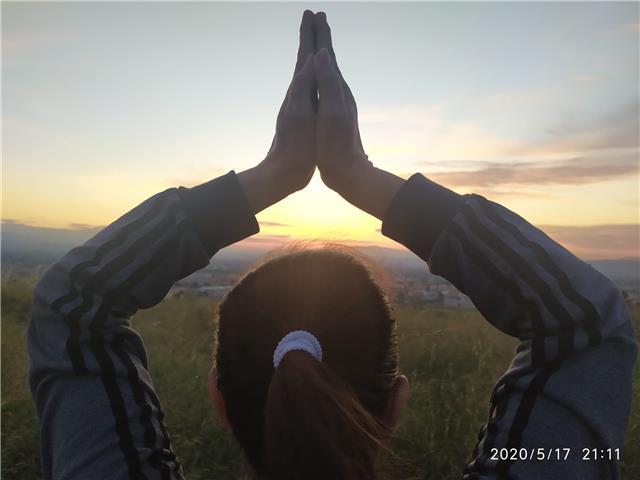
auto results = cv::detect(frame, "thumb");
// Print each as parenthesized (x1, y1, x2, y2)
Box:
(314, 48, 345, 113)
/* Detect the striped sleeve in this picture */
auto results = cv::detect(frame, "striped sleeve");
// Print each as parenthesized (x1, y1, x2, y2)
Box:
(382, 174, 638, 480)
(28, 171, 259, 480)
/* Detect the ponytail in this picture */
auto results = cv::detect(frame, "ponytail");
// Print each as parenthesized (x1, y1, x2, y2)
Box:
(216, 248, 399, 479)
(263, 350, 388, 480)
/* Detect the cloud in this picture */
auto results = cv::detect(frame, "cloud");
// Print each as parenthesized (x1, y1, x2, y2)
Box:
(519, 102, 640, 155)
(388, 101, 640, 192)
(424, 153, 638, 188)
(1, 221, 101, 255)
(259, 221, 291, 227)
(572, 75, 599, 84)
(364, 99, 638, 162)
(539, 224, 639, 260)
(360, 105, 518, 165)
(2, 27, 72, 61)
(69, 222, 102, 230)
(472, 189, 550, 199)
(241, 234, 291, 245)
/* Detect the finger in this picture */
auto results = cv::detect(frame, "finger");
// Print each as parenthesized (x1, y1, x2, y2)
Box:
(294, 10, 315, 74)
(286, 55, 315, 116)
(314, 11, 354, 111)
(313, 12, 338, 70)
(314, 48, 347, 116)
(314, 14, 364, 149)
(341, 83, 364, 150)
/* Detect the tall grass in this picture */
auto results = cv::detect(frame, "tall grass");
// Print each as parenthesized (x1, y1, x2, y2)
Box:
(2, 281, 639, 479)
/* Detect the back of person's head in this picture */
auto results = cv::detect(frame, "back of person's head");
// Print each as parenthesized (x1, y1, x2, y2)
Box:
(212, 247, 407, 479)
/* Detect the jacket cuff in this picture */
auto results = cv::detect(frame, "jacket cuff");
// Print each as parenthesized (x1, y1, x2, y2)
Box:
(177, 171, 260, 256)
(381, 173, 464, 260)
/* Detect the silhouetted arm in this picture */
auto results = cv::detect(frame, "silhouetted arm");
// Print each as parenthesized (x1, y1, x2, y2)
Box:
(380, 175, 637, 479)
(28, 172, 258, 479)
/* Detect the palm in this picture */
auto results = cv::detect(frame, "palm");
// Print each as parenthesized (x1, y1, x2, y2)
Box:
(262, 10, 316, 193)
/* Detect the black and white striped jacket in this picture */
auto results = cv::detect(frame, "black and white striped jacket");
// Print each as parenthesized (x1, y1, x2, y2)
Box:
(28, 172, 637, 479)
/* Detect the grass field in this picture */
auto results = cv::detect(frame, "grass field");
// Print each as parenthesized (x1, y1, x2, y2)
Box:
(2, 278, 639, 479)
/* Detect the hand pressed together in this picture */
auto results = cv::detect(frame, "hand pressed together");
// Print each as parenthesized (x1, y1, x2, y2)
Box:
(238, 10, 404, 220)
(262, 11, 317, 194)
(312, 13, 371, 193)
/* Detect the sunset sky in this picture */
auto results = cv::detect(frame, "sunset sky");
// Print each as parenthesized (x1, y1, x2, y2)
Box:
(2, 2, 639, 260)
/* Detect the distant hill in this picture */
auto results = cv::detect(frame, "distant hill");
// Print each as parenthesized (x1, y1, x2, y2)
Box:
(2, 222, 101, 265)
(589, 258, 640, 283)
(2, 221, 638, 285)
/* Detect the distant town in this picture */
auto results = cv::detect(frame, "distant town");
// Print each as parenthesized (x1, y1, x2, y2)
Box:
(168, 258, 477, 309)
(2, 220, 639, 310)
(166, 248, 640, 310)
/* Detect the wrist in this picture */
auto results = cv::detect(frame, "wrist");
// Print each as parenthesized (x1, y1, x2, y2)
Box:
(237, 162, 292, 215)
(320, 158, 370, 197)
(330, 163, 405, 221)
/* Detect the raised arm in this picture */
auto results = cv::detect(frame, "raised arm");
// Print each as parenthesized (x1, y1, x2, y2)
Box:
(28, 12, 317, 480)
(383, 181, 637, 479)
(29, 174, 259, 479)
(313, 12, 638, 479)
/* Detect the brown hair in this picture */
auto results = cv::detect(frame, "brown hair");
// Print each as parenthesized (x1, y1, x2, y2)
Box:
(215, 247, 399, 479)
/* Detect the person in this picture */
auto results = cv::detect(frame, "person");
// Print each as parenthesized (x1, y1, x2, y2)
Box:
(27, 10, 636, 480)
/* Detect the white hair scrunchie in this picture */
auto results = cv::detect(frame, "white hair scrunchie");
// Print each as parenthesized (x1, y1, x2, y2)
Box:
(272, 330, 323, 369)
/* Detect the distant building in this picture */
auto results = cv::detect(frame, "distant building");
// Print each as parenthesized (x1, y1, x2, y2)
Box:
(167, 285, 232, 299)
(443, 293, 474, 309)
(418, 290, 441, 303)
(196, 286, 232, 298)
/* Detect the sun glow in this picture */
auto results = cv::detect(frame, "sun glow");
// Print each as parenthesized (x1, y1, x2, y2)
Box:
(2, 2, 638, 259)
